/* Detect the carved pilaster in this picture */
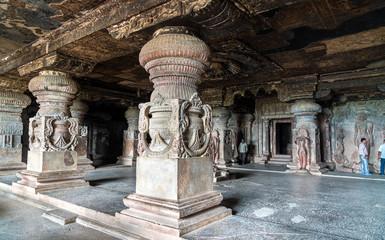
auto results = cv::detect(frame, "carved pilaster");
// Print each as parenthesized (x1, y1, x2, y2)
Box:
(13, 71, 88, 194)
(117, 106, 139, 166)
(70, 99, 94, 170)
(116, 26, 231, 237)
(287, 99, 327, 175)
(262, 118, 271, 162)
(0, 90, 31, 175)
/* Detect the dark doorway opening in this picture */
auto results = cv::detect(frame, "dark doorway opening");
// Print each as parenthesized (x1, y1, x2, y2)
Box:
(276, 123, 291, 155)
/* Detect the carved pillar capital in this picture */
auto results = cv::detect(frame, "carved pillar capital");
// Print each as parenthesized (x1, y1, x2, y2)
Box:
(0, 90, 30, 172)
(0, 90, 31, 116)
(291, 99, 321, 126)
(70, 99, 89, 125)
(124, 107, 139, 131)
(212, 106, 231, 130)
(139, 26, 211, 101)
(29, 71, 79, 117)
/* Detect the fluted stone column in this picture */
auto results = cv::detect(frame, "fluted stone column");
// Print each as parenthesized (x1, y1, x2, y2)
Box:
(117, 106, 139, 166)
(287, 99, 327, 175)
(116, 26, 231, 238)
(13, 71, 88, 193)
(70, 99, 94, 170)
(0, 90, 30, 175)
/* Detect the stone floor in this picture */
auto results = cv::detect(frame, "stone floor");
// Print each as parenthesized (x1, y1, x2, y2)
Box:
(0, 192, 118, 240)
(0, 164, 384, 240)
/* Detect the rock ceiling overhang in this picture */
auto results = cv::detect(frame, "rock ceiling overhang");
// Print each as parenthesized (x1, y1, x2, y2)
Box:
(0, 0, 385, 104)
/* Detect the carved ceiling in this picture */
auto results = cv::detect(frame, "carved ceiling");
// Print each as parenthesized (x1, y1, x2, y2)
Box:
(0, 0, 385, 104)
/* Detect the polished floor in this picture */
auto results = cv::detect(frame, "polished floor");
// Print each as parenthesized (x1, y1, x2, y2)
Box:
(0, 164, 384, 240)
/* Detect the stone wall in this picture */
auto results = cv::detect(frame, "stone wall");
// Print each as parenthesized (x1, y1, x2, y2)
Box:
(331, 100, 385, 173)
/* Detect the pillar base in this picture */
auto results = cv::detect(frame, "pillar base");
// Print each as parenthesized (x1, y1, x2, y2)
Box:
(116, 156, 136, 166)
(0, 162, 26, 176)
(116, 192, 231, 237)
(13, 170, 89, 194)
(286, 162, 328, 176)
(213, 168, 230, 182)
(77, 158, 95, 171)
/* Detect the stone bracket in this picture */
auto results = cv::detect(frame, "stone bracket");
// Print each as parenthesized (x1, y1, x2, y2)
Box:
(17, 52, 96, 77)
(277, 74, 318, 102)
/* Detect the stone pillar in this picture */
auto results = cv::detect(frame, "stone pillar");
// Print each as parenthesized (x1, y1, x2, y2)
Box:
(262, 118, 271, 163)
(115, 26, 231, 238)
(242, 114, 254, 145)
(211, 106, 231, 182)
(13, 71, 88, 193)
(70, 99, 94, 171)
(117, 106, 139, 166)
(212, 106, 231, 167)
(0, 90, 30, 175)
(287, 99, 327, 175)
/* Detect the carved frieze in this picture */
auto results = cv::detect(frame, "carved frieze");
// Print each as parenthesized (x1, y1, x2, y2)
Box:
(108, 0, 212, 40)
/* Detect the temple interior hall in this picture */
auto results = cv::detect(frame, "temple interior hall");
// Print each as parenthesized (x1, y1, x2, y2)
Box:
(0, 0, 385, 239)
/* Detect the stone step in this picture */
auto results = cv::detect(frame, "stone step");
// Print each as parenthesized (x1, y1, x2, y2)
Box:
(76, 216, 146, 240)
(42, 209, 78, 225)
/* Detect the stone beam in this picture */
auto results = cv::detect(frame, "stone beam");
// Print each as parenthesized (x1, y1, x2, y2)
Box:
(317, 68, 385, 91)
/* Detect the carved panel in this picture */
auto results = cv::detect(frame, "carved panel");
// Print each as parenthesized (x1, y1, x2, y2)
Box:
(204, 40, 282, 81)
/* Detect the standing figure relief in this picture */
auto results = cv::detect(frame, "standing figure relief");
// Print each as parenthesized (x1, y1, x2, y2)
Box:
(354, 113, 373, 157)
(296, 129, 310, 170)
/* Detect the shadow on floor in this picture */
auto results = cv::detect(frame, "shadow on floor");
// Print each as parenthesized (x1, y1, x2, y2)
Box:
(220, 197, 241, 214)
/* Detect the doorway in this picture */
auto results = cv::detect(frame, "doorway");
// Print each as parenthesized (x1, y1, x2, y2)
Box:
(276, 122, 291, 155)
(268, 119, 293, 165)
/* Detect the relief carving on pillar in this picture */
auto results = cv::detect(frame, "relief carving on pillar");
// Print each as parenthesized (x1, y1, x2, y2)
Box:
(354, 112, 374, 153)
(210, 130, 220, 165)
(137, 93, 212, 158)
(296, 129, 310, 170)
(29, 112, 79, 152)
(333, 127, 357, 171)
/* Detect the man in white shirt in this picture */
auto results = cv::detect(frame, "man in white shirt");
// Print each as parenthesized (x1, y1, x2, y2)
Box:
(378, 139, 385, 175)
(238, 139, 248, 165)
(359, 138, 371, 175)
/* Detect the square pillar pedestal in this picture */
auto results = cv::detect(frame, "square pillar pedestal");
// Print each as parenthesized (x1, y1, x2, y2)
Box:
(116, 156, 231, 237)
(13, 151, 88, 194)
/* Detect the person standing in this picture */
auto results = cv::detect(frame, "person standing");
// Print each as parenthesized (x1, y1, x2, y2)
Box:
(359, 138, 371, 175)
(238, 139, 248, 165)
(378, 139, 385, 175)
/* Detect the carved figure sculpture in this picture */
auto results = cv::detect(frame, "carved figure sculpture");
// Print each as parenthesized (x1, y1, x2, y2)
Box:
(354, 113, 373, 157)
(210, 130, 219, 165)
(296, 129, 310, 170)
